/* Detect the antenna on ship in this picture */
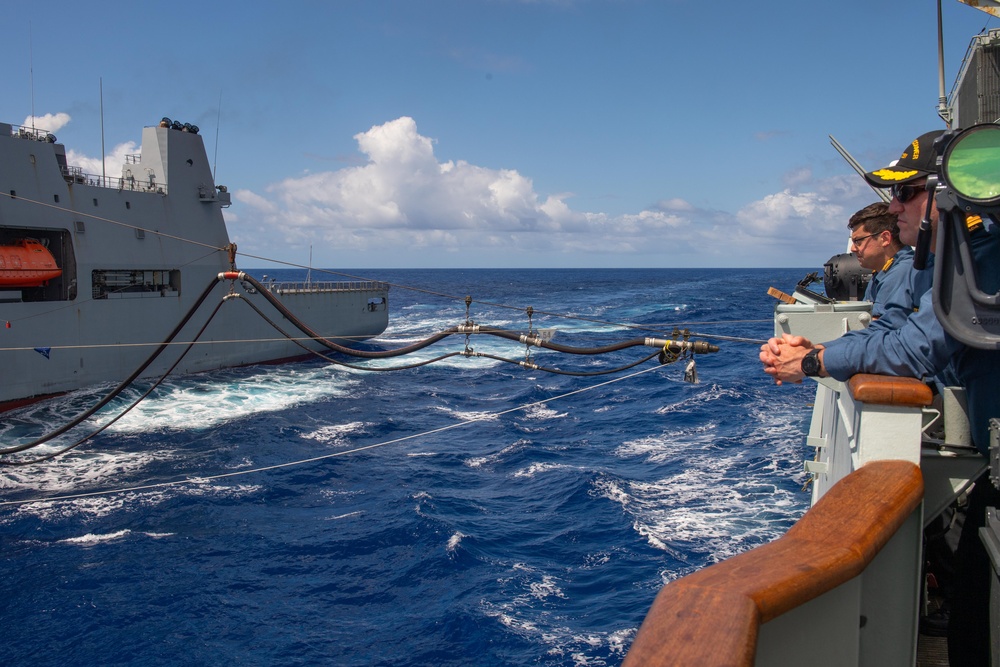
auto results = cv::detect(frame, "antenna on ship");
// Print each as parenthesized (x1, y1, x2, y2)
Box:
(936, 0, 952, 127)
(28, 22, 35, 132)
(100, 77, 107, 185)
(213, 90, 222, 181)
(307, 245, 313, 286)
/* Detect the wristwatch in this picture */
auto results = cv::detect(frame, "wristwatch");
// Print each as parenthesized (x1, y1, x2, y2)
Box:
(802, 349, 822, 377)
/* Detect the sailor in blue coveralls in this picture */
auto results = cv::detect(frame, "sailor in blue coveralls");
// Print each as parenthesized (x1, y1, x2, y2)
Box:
(847, 202, 914, 319)
(760, 129, 1000, 666)
(864, 247, 914, 318)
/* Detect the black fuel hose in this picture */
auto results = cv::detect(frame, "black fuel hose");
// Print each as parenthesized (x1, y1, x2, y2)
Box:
(0, 276, 224, 456)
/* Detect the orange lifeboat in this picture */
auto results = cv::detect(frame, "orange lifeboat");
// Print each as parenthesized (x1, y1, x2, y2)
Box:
(0, 239, 62, 287)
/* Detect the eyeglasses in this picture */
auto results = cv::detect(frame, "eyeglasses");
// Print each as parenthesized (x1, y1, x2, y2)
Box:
(890, 182, 927, 203)
(849, 232, 879, 247)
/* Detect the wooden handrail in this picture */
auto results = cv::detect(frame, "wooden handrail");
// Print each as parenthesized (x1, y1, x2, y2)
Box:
(622, 460, 923, 667)
(848, 374, 934, 408)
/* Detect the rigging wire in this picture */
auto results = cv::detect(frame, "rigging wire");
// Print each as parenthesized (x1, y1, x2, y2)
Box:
(0, 361, 670, 508)
(230, 271, 719, 361)
(684, 333, 769, 345)
(0, 271, 714, 461)
(471, 350, 662, 376)
(239, 250, 772, 344)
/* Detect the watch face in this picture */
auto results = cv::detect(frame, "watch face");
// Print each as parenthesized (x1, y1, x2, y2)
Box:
(802, 350, 819, 376)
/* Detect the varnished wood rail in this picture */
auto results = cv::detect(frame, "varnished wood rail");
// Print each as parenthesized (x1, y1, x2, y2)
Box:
(622, 459, 923, 667)
(848, 374, 934, 408)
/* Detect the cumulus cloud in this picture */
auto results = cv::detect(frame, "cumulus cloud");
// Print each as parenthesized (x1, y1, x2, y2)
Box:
(237, 117, 596, 252)
(22, 112, 71, 133)
(232, 116, 877, 266)
(738, 189, 835, 236)
(67, 141, 140, 181)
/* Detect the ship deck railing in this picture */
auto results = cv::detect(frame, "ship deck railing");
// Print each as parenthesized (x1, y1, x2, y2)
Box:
(268, 281, 390, 295)
(9, 124, 56, 143)
(60, 165, 168, 195)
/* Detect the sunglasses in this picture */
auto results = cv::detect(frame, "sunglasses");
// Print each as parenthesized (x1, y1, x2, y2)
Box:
(890, 182, 927, 203)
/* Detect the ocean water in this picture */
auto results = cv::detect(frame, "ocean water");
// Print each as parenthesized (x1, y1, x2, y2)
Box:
(0, 268, 815, 666)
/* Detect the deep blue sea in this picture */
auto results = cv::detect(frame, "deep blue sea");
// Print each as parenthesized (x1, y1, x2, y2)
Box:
(0, 268, 816, 666)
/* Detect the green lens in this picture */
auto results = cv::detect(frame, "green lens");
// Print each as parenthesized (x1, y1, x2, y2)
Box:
(945, 125, 1000, 204)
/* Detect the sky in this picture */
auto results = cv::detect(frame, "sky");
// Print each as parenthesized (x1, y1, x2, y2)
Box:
(2, 0, 997, 269)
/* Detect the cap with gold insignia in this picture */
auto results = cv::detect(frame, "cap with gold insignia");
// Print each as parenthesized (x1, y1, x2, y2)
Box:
(863, 130, 946, 187)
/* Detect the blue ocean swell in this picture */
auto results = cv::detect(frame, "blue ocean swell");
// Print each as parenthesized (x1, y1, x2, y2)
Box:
(0, 268, 815, 666)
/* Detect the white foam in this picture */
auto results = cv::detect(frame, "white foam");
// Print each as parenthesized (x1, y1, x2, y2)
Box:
(512, 462, 572, 479)
(465, 439, 529, 468)
(1, 480, 262, 523)
(615, 424, 719, 463)
(624, 478, 796, 562)
(301, 421, 369, 445)
(529, 574, 567, 600)
(412, 490, 432, 515)
(596, 426, 806, 565)
(446, 531, 465, 552)
(606, 628, 635, 655)
(59, 529, 131, 545)
(522, 404, 568, 420)
(54, 529, 175, 546)
(653, 383, 742, 415)
(0, 450, 170, 493)
(480, 595, 633, 664)
(91, 365, 361, 433)
(439, 407, 501, 423)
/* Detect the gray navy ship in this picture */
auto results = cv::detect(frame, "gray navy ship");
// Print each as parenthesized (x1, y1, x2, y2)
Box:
(0, 117, 389, 411)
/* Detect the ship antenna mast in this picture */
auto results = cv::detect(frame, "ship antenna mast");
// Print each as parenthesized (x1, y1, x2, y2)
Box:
(100, 78, 107, 185)
(29, 22, 35, 132)
(213, 90, 223, 181)
(937, 0, 952, 127)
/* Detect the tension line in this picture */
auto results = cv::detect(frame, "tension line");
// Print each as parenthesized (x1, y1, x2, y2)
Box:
(0, 362, 669, 507)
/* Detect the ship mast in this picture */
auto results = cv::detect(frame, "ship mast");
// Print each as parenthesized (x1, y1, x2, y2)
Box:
(29, 23, 35, 132)
(100, 78, 107, 185)
(937, 0, 951, 126)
